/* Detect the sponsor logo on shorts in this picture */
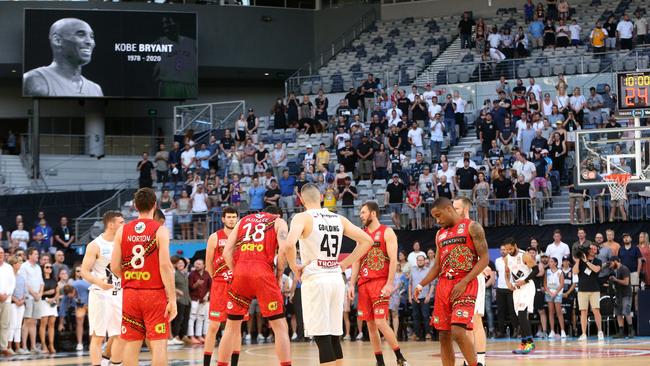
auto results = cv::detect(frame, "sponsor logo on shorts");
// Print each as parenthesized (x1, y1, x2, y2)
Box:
(210, 311, 220, 317)
(375, 308, 385, 315)
(124, 271, 151, 281)
(154, 323, 166, 334)
(134, 222, 146, 234)
(433, 316, 439, 323)
(462, 311, 470, 318)
(240, 243, 265, 252)
(121, 326, 127, 334)
(227, 301, 233, 310)
(268, 301, 278, 311)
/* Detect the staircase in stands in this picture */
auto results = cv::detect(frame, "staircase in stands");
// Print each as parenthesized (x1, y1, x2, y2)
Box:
(415, 37, 463, 86)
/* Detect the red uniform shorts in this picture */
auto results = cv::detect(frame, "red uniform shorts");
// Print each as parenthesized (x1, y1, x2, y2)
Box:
(209, 281, 229, 322)
(431, 276, 478, 331)
(121, 288, 170, 341)
(227, 262, 284, 320)
(357, 279, 389, 321)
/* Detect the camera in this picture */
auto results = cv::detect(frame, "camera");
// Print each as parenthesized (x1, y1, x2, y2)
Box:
(573, 243, 590, 259)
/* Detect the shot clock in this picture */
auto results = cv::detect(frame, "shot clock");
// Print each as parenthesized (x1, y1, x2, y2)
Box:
(617, 71, 650, 110)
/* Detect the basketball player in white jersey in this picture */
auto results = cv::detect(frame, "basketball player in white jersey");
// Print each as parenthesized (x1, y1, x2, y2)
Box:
(284, 183, 374, 366)
(453, 197, 491, 366)
(24, 18, 103, 97)
(503, 238, 537, 354)
(80, 211, 125, 366)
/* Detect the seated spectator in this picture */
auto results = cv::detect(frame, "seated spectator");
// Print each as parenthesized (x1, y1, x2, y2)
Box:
(515, 26, 530, 57)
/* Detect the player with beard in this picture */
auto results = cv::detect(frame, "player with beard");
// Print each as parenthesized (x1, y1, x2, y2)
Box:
(203, 207, 241, 366)
(80, 211, 124, 366)
(24, 18, 103, 97)
(453, 197, 491, 366)
(350, 201, 409, 366)
(414, 197, 489, 366)
(503, 239, 537, 354)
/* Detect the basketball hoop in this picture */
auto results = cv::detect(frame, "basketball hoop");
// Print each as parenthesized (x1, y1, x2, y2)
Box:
(603, 173, 631, 201)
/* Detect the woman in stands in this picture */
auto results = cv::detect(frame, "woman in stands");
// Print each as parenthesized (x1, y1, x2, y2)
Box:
(638, 232, 650, 285)
(176, 190, 192, 240)
(475, 18, 487, 55)
(544, 257, 566, 338)
(527, 93, 539, 113)
(272, 97, 287, 130)
(235, 113, 247, 148)
(373, 143, 389, 181)
(549, 131, 567, 181)
(535, 2, 545, 20)
(286, 92, 299, 128)
(562, 110, 581, 151)
(298, 94, 315, 133)
(39, 263, 58, 354)
(473, 172, 491, 227)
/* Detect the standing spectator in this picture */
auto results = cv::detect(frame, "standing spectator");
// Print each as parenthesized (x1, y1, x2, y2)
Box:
(514, 174, 533, 224)
(618, 233, 642, 291)
(169, 141, 183, 183)
(51, 250, 70, 280)
(569, 87, 586, 124)
(544, 229, 570, 264)
(154, 143, 169, 185)
(248, 177, 266, 213)
(303, 145, 316, 174)
(271, 142, 287, 178)
(555, 19, 570, 47)
(455, 158, 478, 198)
(19, 248, 43, 353)
(406, 241, 426, 269)
(361, 73, 377, 122)
(442, 94, 457, 145)
(495, 244, 518, 338)
(255, 142, 269, 174)
(604, 15, 618, 50)
(315, 143, 330, 172)
(543, 19, 556, 49)
(272, 98, 288, 130)
(473, 172, 490, 227)
(609, 256, 634, 338)
(590, 21, 608, 54)
(278, 169, 296, 213)
(573, 228, 594, 258)
(373, 144, 389, 181)
(405, 182, 423, 230)
(617, 14, 634, 50)
(529, 16, 545, 49)
(53, 217, 74, 255)
(408, 255, 433, 341)
(338, 177, 358, 220)
(170, 256, 191, 345)
(639, 232, 650, 285)
(242, 139, 257, 178)
(181, 143, 196, 175)
(635, 10, 648, 45)
(191, 184, 209, 240)
(386, 174, 406, 229)
(235, 113, 247, 148)
(337, 140, 357, 175)
(264, 179, 281, 208)
(315, 89, 329, 123)
(39, 262, 57, 354)
(6, 130, 17, 155)
(0, 248, 15, 356)
(246, 108, 260, 142)
(458, 11, 475, 49)
(547, 0, 558, 19)
(356, 136, 374, 181)
(176, 190, 192, 241)
(188, 259, 211, 344)
(586, 87, 604, 127)
(429, 113, 444, 162)
(9, 255, 26, 355)
(452, 91, 467, 138)
(407, 122, 424, 161)
(492, 169, 513, 225)
(33, 219, 53, 254)
(574, 244, 604, 340)
(531, 149, 551, 206)
(479, 113, 497, 156)
(569, 19, 581, 46)
(287, 93, 299, 127)
(544, 257, 566, 338)
(136, 152, 154, 189)
(604, 229, 621, 256)
(524, 0, 535, 23)
(195, 143, 211, 179)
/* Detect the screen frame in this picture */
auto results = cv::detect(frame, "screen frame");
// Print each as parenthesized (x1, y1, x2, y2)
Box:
(22, 8, 199, 100)
(617, 71, 650, 111)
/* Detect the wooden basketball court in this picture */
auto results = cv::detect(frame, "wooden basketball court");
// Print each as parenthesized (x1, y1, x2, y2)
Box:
(7, 338, 650, 365)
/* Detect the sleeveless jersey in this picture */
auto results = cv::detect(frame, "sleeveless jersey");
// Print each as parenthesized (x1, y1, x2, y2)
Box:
(506, 249, 531, 284)
(154, 36, 197, 83)
(235, 213, 278, 268)
(299, 209, 344, 279)
(562, 268, 575, 293)
(358, 224, 391, 286)
(546, 268, 561, 291)
(89, 234, 120, 292)
(28, 66, 103, 97)
(212, 229, 232, 282)
(120, 218, 163, 290)
(436, 218, 478, 279)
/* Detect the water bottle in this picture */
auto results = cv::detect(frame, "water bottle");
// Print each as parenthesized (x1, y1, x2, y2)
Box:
(641, 281, 646, 291)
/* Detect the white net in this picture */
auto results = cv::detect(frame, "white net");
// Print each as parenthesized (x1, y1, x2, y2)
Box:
(604, 174, 631, 201)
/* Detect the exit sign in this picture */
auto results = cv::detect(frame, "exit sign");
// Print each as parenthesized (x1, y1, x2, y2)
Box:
(148, 109, 158, 116)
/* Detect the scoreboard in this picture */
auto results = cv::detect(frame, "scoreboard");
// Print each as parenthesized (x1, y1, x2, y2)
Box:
(617, 71, 650, 117)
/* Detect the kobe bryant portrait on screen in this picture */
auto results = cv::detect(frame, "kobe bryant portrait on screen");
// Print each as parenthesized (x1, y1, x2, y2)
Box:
(23, 18, 103, 97)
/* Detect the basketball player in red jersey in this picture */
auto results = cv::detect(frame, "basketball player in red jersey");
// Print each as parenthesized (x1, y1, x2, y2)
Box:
(350, 201, 408, 366)
(414, 197, 489, 366)
(203, 206, 241, 366)
(110, 188, 177, 366)
(216, 206, 292, 366)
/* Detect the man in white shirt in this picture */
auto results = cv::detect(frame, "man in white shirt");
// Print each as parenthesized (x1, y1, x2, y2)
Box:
(569, 19, 582, 46)
(452, 90, 467, 137)
(428, 95, 442, 119)
(512, 151, 536, 183)
(455, 151, 478, 169)
(430, 113, 445, 161)
(387, 108, 402, 127)
(407, 241, 425, 268)
(0, 247, 16, 356)
(334, 127, 351, 150)
(635, 10, 648, 45)
(180, 143, 196, 173)
(488, 27, 502, 49)
(191, 184, 209, 239)
(19, 248, 43, 353)
(422, 83, 437, 109)
(515, 111, 530, 143)
(437, 161, 457, 191)
(526, 78, 542, 102)
(407, 85, 420, 103)
(616, 14, 634, 50)
(407, 122, 424, 160)
(545, 229, 571, 264)
(494, 245, 518, 338)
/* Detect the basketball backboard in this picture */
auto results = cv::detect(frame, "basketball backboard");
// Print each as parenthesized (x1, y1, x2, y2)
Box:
(575, 126, 650, 189)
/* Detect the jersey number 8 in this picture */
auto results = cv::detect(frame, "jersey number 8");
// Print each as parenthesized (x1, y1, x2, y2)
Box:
(130, 245, 146, 269)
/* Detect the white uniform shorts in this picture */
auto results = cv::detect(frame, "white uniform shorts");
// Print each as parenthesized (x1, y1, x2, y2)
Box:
(474, 274, 486, 316)
(301, 273, 345, 337)
(88, 289, 122, 337)
(512, 282, 536, 314)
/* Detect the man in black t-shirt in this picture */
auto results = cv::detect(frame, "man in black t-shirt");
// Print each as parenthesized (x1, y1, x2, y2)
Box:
(573, 244, 604, 340)
(137, 152, 154, 188)
(492, 170, 513, 225)
(385, 174, 406, 229)
(458, 11, 476, 49)
(345, 88, 361, 116)
(357, 135, 374, 180)
(337, 140, 357, 176)
(361, 73, 377, 122)
(609, 256, 633, 338)
(480, 114, 498, 155)
(263, 179, 281, 207)
(338, 176, 358, 221)
(604, 117, 622, 140)
(512, 79, 526, 96)
(455, 158, 477, 198)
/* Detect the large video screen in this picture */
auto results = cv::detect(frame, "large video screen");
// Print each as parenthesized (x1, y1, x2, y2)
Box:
(23, 9, 197, 99)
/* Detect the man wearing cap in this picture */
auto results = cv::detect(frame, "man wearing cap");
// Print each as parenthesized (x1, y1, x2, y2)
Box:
(609, 256, 634, 338)
(618, 233, 642, 298)
(385, 174, 406, 229)
(303, 144, 316, 174)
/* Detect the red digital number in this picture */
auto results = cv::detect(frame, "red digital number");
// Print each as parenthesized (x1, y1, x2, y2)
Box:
(639, 87, 649, 106)
(626, 87, 636, 107)
(626, 87, 649, 107)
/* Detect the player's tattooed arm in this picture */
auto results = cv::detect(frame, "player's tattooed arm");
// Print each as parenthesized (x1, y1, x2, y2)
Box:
(463, 221, 490, 284)
(275, 218, 289, 281)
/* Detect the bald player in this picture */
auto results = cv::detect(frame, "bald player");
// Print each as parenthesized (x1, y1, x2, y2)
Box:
(285, 183, 374, 366)
(453, 197, 491, 366)
(24, 18, 103, 97)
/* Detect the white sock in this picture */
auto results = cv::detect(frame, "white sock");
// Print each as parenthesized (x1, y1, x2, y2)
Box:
(477, 352, 486, 365)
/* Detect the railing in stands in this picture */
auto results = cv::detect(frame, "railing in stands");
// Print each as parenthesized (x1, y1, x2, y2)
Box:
(20, 133, 173, 157)
(173, 100, 246, 135)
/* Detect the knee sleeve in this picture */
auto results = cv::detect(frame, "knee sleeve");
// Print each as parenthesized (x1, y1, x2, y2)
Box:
(313, 335, 336, 364)
(331, 335, 343, 360)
